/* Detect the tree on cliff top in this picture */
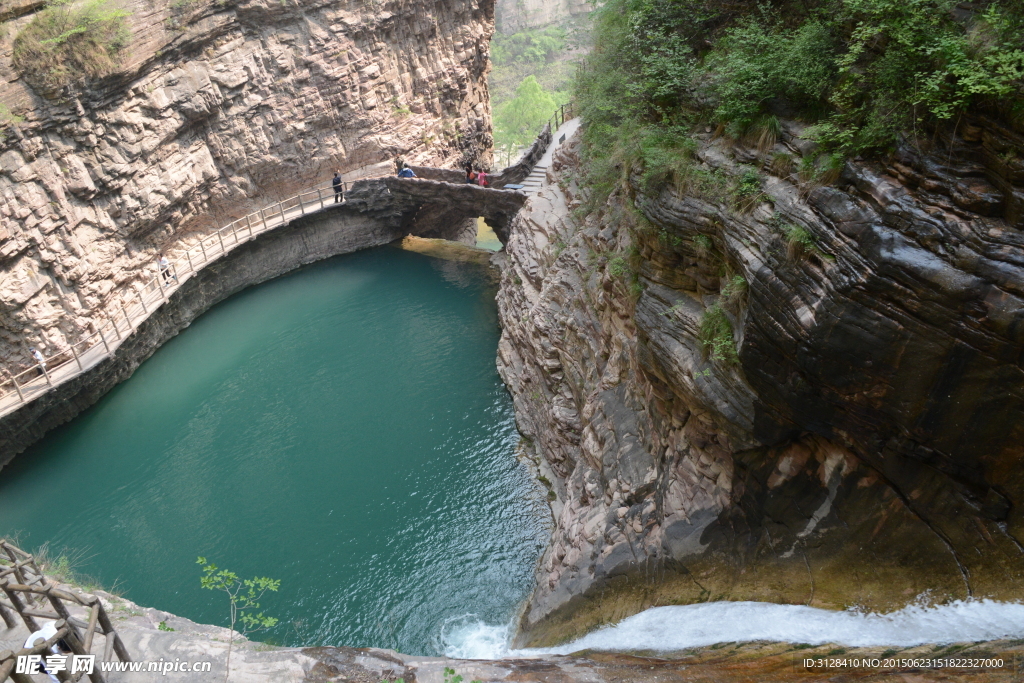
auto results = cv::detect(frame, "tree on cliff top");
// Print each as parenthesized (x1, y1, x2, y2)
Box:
(197, 557, 280, 683)
(13, 0, 131, 95)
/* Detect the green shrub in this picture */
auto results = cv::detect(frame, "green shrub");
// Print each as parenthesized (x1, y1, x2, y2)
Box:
(698, 304, 737, 364)
(637, 125, 698, 191)
(782, 223, 816, 259)
(443, 667, 483, 683)
(721, 274, 747, 302)
(692, 234, 712, 258)
(607, 256, 629, 278)
(769, 151, 794, 177)
(574, 0, 1024, 164)
(734, 168, 766, 211)
(13, 0, 131, 93)
(685, 167, 731, 203)
(0, 104, 22, 143)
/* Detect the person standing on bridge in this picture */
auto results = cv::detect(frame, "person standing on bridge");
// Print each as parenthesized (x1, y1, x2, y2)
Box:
(397, 162, 417, 178)
(465, 165, 477, 184)
(332, 171, 343, 203)
(158, 253, 177, 286)
(476, 169, 488, 187)
(30, 347, 47, 378)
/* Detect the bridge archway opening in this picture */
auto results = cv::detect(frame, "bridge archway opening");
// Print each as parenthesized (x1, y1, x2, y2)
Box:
(476, 218, 503, 251)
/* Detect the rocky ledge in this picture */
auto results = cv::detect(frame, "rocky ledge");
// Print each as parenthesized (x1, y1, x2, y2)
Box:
(5, 584, 1021, 682)
(496, 118, 1024, 647)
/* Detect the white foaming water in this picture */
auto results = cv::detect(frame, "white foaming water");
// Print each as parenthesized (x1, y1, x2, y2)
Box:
(442, 601, 1024, 660)
(440, 615, 512, 660)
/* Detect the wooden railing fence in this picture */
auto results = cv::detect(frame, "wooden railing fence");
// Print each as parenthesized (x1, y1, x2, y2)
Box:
(0, 540, 130, 682)
(0, 177, 363, 418)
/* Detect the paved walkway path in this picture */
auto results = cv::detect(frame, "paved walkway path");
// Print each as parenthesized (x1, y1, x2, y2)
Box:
(519, 117, 581, 195)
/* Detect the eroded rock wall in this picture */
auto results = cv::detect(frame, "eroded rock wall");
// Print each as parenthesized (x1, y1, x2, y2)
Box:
(498, 121, 1024, 647)
(495, 0, 589, 32)
(0, 0, 494, 373)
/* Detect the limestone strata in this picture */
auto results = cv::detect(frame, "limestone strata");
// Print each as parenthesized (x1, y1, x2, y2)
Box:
(0, 0, 495, 374)
(497, 120, 1024, 647)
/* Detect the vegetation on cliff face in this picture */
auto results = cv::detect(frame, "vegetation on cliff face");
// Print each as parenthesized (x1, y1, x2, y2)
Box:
(575, 0, 1024, 195)
(12, 0, 131, 94)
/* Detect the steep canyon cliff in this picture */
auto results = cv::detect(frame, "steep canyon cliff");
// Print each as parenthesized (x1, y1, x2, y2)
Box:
(0, 0, 494, 373)
(497, 119, 1024, 647)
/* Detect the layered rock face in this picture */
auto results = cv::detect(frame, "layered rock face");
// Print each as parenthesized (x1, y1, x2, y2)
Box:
(498, 120, 1024, 646)
(494, 0, 588, 32)
(0, 0, 494, 373)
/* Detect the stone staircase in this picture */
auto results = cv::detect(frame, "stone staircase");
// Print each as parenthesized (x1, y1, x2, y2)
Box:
(516, 116, 581, 196)
(519, 163, 549, 194)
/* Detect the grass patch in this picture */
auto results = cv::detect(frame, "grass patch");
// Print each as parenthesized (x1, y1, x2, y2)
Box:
(13, 0, 131, 94)
(769, 151, 794, 177)
(698, 304, 737, 364)
(734, 167, 768, 212)
(692, 234, 713, 259)
(0, 103, 23, 143)
(720, 274, 747, 302)
(781, 223, 817, 260)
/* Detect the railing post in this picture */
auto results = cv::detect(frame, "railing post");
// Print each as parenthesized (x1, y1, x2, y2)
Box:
(10, 375, 24, 403)
(278, 202, 286, 225)
(186, 249, 194, 274)
(299, 193, 305, 214)
(217, 228, 226, 253)
(135, 286, 148, 314)
(261, 208, 269, 232)
(108, 313, 122, 341)
(246, 214, 254, 237)
(318, 188, 324, 208)
(40, 363, 51, 386)
(99, 328, 111, 355)
(120, 302, 132, 329)
(199, 237, 208, 263)
(1, 580, 40, 632)
(70, 344, 83, 372)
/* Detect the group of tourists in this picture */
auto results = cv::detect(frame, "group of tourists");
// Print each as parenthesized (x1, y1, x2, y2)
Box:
(391, 159, 491, 186)
(329, 160, 493, 195)
(464, 165, 489, 186)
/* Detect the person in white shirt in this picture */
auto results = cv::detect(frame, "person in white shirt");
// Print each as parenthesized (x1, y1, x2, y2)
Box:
(23, 621, 65, 683)
(30, 347, 47, 377)
(158, 254, 177, 286)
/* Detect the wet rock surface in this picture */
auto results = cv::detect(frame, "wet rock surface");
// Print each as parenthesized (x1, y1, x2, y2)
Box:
(7, 584, 1020, 681)
(496, 121, 1024, 647)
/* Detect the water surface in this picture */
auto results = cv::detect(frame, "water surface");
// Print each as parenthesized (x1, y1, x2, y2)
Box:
(0, 247, 549, 655)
